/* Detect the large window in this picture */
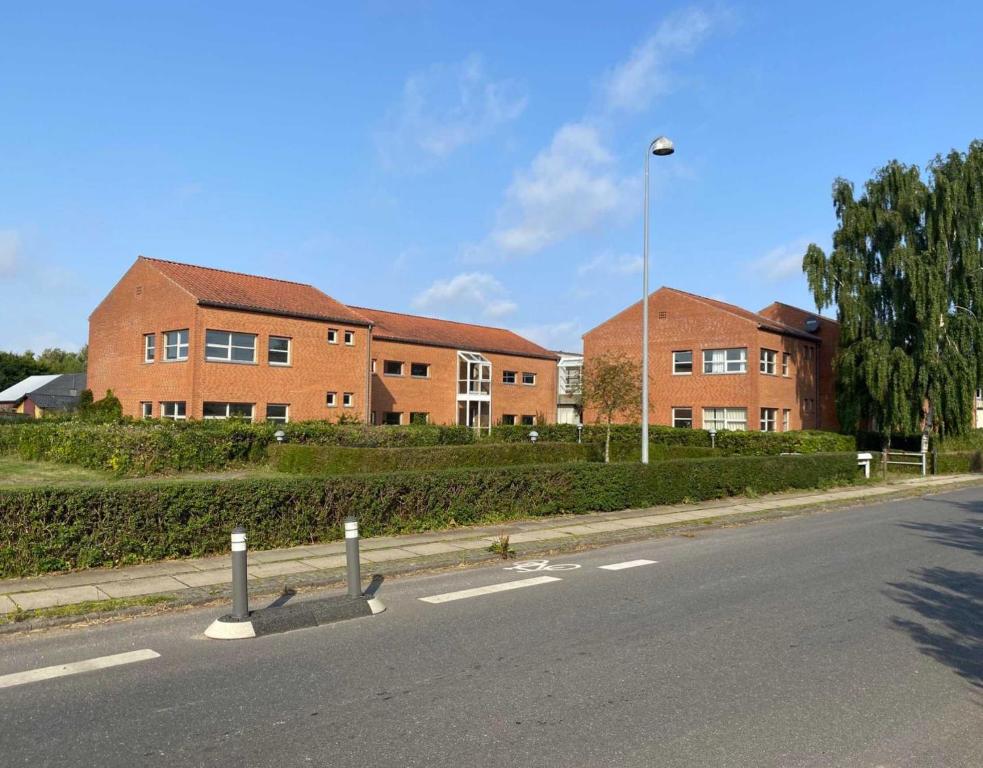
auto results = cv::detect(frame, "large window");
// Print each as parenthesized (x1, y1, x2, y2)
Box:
(703, 348, 747, 374)
(268, 336, 291, 366)
(672, 407, 693, 428)
(205, 330, 256, 363)
(203, 402, 254, 421)
(502, 370, 516, 384)
(702, 407, 747, 431)
(672, 350, 692, 375)
(760, 408, 777, 431)
(144, 334, 156, 363)
(410, 362, 430, 378)
(160, 401, 186, 421)
(266, 404, 289, 424)
(383, 360, 404, 376)
(163, 329, 189, 361)
(759, 349, 777, 375)
(382, 412, 402, 425)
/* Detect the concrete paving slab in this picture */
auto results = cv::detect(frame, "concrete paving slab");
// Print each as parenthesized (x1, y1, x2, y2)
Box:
(113, 561, 201, 578)
(580, 520, 637, 532)
(30, 569, 134, 589)
(0, 595, 17, 615)
(0, 575, 51, 594)
(291, 542, 346, 557)
(549, 524, 605, 535)
(359, 548, 420, 563)
(249, 549, 325, 565)
(507, 529, 573, 544)
(99, 576, 188, 599)
(173, 570, 235, 588)
(11, 586, 106, 610)
(438, 538, 495, 550)
(401, 542, 468, 556)
(247, 561, 316, 579)
(298, 555, 348, 570)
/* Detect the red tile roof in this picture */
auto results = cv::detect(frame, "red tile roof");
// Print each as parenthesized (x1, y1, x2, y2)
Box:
(351, 306, 558, 360)
(143, 257, 370, 326)
(663, 288, 820, 340)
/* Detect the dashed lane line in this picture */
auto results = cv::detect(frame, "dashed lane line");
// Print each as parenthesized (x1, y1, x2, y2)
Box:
(419, 576, 562, 604)
(598, 559, 658, 571)
(0, 649, 161, 690)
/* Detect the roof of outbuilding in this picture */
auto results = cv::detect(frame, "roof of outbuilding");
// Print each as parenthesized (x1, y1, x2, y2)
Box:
(0, 375, 61, 404)
(350, 306, 559, 360)
(142, 257, 371, 326)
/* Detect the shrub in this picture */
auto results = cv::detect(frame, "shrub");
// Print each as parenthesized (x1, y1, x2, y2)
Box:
(271, 442, 602, 474)
(0, 453, 859, 577)
(935, 451, 983, 474)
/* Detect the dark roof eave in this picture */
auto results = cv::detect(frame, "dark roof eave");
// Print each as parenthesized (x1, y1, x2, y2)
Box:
(757, 323, 821, 341)
(198, 300, 373, 328)
(373, 334, 560, 361)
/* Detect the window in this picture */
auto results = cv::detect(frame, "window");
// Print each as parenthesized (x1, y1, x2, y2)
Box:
(703, 348, 747, 374)
(760, 408, 777, 432)
(141, 402, 153, 419)
(672, 350, 692, 375)
(163, 329, 189, 361)
(702, 407, 748, 431)
(410, 362, 430, 378)
(782, 352, 790, 377)
(783, 409, 791, 432)
(160, 401, 186, 421)
(520, 415, 535, 425)
(759, 349, 777, 375)
(144, 334, 156, 363)
(502, 370, 516, 384)
(522, 372, 536, 385)
(383, 360, 404, 376)
(410, 412, 429, 424)
(371, 359, 377, 374)
(672, 407, 693, 428)
(342, 392, 354, 408)
(344, 330, 354, 346)
(268, 336, 291, 365)
(266, 404, 289, 424)
(203, 402, 254, 421)
(326, 391, 337, 407)
(501, 414, 516, 425)
(370, 411, 376, 425)
(804, 398, 815, 414)
(205, 330, 256, 363)
(382, 412, 402, 425)
(327, 329, 338, 344)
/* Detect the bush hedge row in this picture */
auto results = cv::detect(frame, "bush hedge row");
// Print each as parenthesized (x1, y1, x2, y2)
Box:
(935, 451, 983, 474)
(0, 453, 860, 577)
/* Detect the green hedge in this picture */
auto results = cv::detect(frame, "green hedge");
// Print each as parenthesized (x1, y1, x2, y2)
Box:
(935, 451, 983, 474)
(271, 442, 603, 474)
(0, 453, 859, 577)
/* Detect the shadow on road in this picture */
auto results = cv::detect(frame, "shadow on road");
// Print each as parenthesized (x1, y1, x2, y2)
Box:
(887, 497, 982, 690)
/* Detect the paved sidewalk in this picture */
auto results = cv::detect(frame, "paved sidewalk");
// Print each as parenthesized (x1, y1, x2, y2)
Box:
(1, 473, 979, 616)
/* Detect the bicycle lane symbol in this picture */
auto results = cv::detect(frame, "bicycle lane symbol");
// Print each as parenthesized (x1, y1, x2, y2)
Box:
(504, 559, 581, 573)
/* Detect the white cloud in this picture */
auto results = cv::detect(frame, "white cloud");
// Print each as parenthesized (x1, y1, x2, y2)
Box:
(490, 122, 636, 255)
(378, 54, 527, 168)
(0, 230, 21, 278)
(577, 251, 643, 277)
(514, 320, 581, 352)
(412, 272, 517, 320)
(602, 8, 719, 112)
(748, 238, 812, 282)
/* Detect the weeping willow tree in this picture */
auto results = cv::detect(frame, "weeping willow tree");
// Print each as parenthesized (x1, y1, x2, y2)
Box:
(803, 140, 983, 437)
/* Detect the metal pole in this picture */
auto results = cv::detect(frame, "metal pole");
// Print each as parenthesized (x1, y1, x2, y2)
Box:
(641, 146, 651, 465)
(230, 526, 249, 620)
(345, 517, 361, 599)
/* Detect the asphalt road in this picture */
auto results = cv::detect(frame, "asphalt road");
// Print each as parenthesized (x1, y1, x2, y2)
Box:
(1, 486, 980, 767)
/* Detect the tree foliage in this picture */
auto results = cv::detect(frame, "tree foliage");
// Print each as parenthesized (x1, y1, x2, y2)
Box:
(803, 140, 983, 436)
(582, 352, 641, 462)
(0, 346, 87, 391)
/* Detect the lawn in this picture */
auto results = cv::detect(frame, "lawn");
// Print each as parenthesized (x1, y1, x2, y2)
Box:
(0, 455, 277, 486)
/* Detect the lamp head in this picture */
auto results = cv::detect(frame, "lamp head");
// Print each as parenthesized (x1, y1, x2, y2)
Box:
(651, 136, 675, 156)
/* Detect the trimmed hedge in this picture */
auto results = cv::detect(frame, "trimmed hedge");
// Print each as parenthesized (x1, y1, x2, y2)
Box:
(0, 453, 859, 577)
(935, 451, 983, 474)
(271, 442, 603, 474)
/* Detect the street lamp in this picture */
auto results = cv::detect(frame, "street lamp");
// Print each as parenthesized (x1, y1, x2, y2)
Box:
(528, 430, 539, 444)
(642, 136, 675, 465)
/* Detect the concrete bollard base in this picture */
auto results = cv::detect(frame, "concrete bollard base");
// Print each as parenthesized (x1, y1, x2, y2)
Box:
(204, 594, 384, 641)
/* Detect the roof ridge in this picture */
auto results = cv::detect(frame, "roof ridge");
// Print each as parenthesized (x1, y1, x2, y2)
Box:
(142, 256, 319, 290)
(763, 300, 839, 324)
(667, 287, 813, 334)
(349, 305, 520, 337)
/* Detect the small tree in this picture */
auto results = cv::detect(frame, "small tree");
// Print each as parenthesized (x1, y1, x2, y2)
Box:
(582, 353, 641, 463)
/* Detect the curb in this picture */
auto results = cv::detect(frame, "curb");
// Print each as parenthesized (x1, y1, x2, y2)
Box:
(204, 594, 385, 640)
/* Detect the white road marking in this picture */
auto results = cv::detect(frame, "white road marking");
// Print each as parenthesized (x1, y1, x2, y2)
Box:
(599, 559, 657, 571)
(419, 576, 562, 604)
(0, 649, 160, 690)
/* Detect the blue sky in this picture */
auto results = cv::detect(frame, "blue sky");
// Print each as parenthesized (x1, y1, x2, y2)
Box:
(2, 1, 981, 353)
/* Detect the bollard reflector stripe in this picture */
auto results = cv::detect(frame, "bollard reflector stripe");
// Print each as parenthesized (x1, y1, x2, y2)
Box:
(345, 530, 358, 539)
(231, 542, 246, 552)
(231, 533, 247, 544)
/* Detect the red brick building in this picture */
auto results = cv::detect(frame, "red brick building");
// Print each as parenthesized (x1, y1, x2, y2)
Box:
(582, 287, 839, 432)
(88, 257, 557, 426)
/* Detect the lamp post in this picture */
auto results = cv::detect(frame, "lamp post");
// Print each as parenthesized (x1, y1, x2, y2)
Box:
(642, 136, 675, 465)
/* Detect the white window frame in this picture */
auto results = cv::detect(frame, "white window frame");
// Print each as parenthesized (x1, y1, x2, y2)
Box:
(344, 330, 354, 346)
(672, 350, 693, 375)
(410, 362, 430, 378)
(202, 402, 255, 422)
(268, 336, 291, 366)
(522, 372, 536, 386)
(782, 352, 790, 377)
(672, 407, 693, 428)
(759, 349, 777, 375)
(327, 328, 338, 344)
(383, 360, 404, 376)
(760, 407, 777, 432)
(502, 370, 516, 384)
(783, 408, 791, 431)
(326, 391, 337, 408)
(160, 401, 186, 421)
(266, 404, 289, 424)
(383, 411, 402, 425)
(520, 415, 535, 425)
(409, 412, 429, 425)
(501, 414, 516, 425)
(144, 334, 156, 363)
(141, 401, 153, 419)
(163, 329, 189, 361)
(702, 407, 748, 431)
(703, 348, 747, 374)
(342, 392, 354, 408)
(205, 330, 256, 364)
